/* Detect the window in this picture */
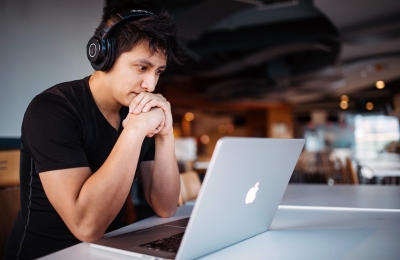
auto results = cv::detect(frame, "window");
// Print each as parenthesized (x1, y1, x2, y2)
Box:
(354, 115, 399, 158)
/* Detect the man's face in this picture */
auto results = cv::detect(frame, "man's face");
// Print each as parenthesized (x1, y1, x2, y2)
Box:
(106, 40, 167, 107)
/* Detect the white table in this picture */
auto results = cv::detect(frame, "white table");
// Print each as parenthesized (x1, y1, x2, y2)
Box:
(281, 184, 400, 209)
(41, 185, 400, 260)
(357, 153, 400, 184)
(201, 207, 400, 260)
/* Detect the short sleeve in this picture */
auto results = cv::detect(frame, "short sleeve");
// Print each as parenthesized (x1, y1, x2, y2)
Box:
(22, 93, 89, 173)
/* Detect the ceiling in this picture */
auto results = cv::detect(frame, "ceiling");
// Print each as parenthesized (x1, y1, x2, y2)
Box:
(112, 0, 400, 116)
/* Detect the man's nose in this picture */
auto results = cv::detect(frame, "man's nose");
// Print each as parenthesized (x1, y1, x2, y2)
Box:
(142, 74, 158, 92)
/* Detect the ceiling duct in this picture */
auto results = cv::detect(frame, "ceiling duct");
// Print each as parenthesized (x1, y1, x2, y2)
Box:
(234, 0, 298, 9)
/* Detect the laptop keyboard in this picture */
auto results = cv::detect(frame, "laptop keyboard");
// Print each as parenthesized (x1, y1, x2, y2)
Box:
(139, 232, 185, 253)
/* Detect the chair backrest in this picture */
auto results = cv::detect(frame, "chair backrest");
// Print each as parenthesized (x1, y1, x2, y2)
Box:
(335, 158, 349, 184)
(320, 152, 333, 183)
(178, 171, 201, 206)
(0, 149, 20, 188)
(345, 157, 359, 185)
(0, 150, 21, 256)
(0, 186, 20, 257)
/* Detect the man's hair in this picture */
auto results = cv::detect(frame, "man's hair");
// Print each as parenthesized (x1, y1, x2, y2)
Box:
(95, 1, 185, 71)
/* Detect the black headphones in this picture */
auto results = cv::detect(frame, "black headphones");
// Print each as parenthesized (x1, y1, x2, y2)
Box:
(86, 9, 154, 71)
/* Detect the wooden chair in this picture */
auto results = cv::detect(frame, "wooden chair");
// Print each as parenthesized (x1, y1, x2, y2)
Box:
(121, 191, 137, 225)
(178, 171, 201, 206)
(333, 157, 359, 185)
(336, 158, 349, 184)
(320, 153, 344, 184)
(321, 152, 333, 184)
(0, 187, 20, 256)
(320, 152, 361, 185)
(0, 149, 21, 256)
(0, 150, 20, 187)
(345, 157, 359, 185)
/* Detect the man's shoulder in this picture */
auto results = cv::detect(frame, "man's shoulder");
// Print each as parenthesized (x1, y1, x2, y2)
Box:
(30, 77, 90, 106)
(43, 77, 90, 98)
(26, 77, 91, 116)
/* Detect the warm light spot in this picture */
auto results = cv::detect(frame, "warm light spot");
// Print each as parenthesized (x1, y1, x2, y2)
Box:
(173, 127, 182, 137)
(340, 95, 349, 102)
(184, 112, 195, 121)
(375, 80, 385, 89)
(226, 123, 235, 133)
(217, 125, 227, 134)
(366, 102, 374, 110)
(200, 135, 210, 144)
(340, 101, 348, 110)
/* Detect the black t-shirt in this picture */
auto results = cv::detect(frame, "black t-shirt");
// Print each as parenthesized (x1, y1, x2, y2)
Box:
(4, 77, 155, 259)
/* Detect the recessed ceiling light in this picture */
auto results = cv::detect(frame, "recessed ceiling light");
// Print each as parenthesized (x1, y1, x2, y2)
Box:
(184, 112, 195, 121)
(375, 80, 385, 89)
(340, 101, 348, 110)
(366, 102, 374, 110)
(340, 95, 349, 102)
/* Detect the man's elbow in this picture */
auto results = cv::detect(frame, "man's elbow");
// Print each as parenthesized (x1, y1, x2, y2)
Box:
(71, 223, 104, 242)
(155, 205, 178, 218)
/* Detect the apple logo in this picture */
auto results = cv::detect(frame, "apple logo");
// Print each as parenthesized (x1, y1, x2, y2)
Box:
(245, 182, 259, 204)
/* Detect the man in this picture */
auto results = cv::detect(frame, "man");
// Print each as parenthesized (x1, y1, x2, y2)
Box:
(5, 1, 184, 259)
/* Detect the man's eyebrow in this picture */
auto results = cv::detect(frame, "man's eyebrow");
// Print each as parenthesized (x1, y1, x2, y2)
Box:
(135, 59, 167, 69)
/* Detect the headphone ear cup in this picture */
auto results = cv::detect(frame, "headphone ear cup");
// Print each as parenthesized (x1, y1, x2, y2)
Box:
(88, 10, 154, 71)
(86, 36, 108, 71)
(102, 38, 115, 71)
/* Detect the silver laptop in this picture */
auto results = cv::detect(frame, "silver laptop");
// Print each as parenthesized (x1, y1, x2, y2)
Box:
(90, 137, 305, 259)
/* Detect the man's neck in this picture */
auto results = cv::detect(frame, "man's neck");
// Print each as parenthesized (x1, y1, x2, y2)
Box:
(89, 72, 122, 130)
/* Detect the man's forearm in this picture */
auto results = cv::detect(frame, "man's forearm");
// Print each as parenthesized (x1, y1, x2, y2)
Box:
(40, 124, 148, 242)
(149, 133, 180, 217)
(73, 126, 147, 240)
(68, 109, 165, 241)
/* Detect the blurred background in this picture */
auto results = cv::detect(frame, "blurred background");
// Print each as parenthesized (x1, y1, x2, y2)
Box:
(0, 0, 400, 248)
(2, 0, 400, 183)
(1, 0, 400, 227)
(124, 0, 400, 187)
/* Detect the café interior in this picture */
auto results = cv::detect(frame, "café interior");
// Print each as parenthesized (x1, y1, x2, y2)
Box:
(1, 0, 400, 258)
(130, 0, 400, 222)
(156, 0, 400, 191)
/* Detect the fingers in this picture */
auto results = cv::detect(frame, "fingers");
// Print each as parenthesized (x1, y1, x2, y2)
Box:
(127, 93, 172, 137)
(125, 107, 166, 137)
(146, 119, 165, 138)
(142, 99, 162, 113)
(129, 93, 166, 115)
(152, 117, 165, 134)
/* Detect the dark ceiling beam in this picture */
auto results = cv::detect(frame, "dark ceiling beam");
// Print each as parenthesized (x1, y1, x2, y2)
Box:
(187, 17, 338, 55)
(175, 0, 253, 42)
(171, 16, 341, 82)
(341, 12, 400, 43)
(340, 52, 400, 66)
(195, 42, 332, 77)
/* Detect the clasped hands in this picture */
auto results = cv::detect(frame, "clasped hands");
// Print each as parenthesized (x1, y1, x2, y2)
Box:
(122, 92, 173, 137)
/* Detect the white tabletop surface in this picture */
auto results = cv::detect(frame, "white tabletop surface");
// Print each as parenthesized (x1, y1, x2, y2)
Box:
(40, 185, 400, 260)
(201, 207, 400, 260)
(281, 184, 400, 209)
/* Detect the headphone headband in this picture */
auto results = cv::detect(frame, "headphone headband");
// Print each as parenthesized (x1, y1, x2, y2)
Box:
(97, 10, 154, 39)
(87, 9, 154, 71)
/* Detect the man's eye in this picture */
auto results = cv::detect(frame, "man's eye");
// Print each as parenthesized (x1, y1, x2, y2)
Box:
(157, 70, 165, 75)
(138, 66, 147, 71)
